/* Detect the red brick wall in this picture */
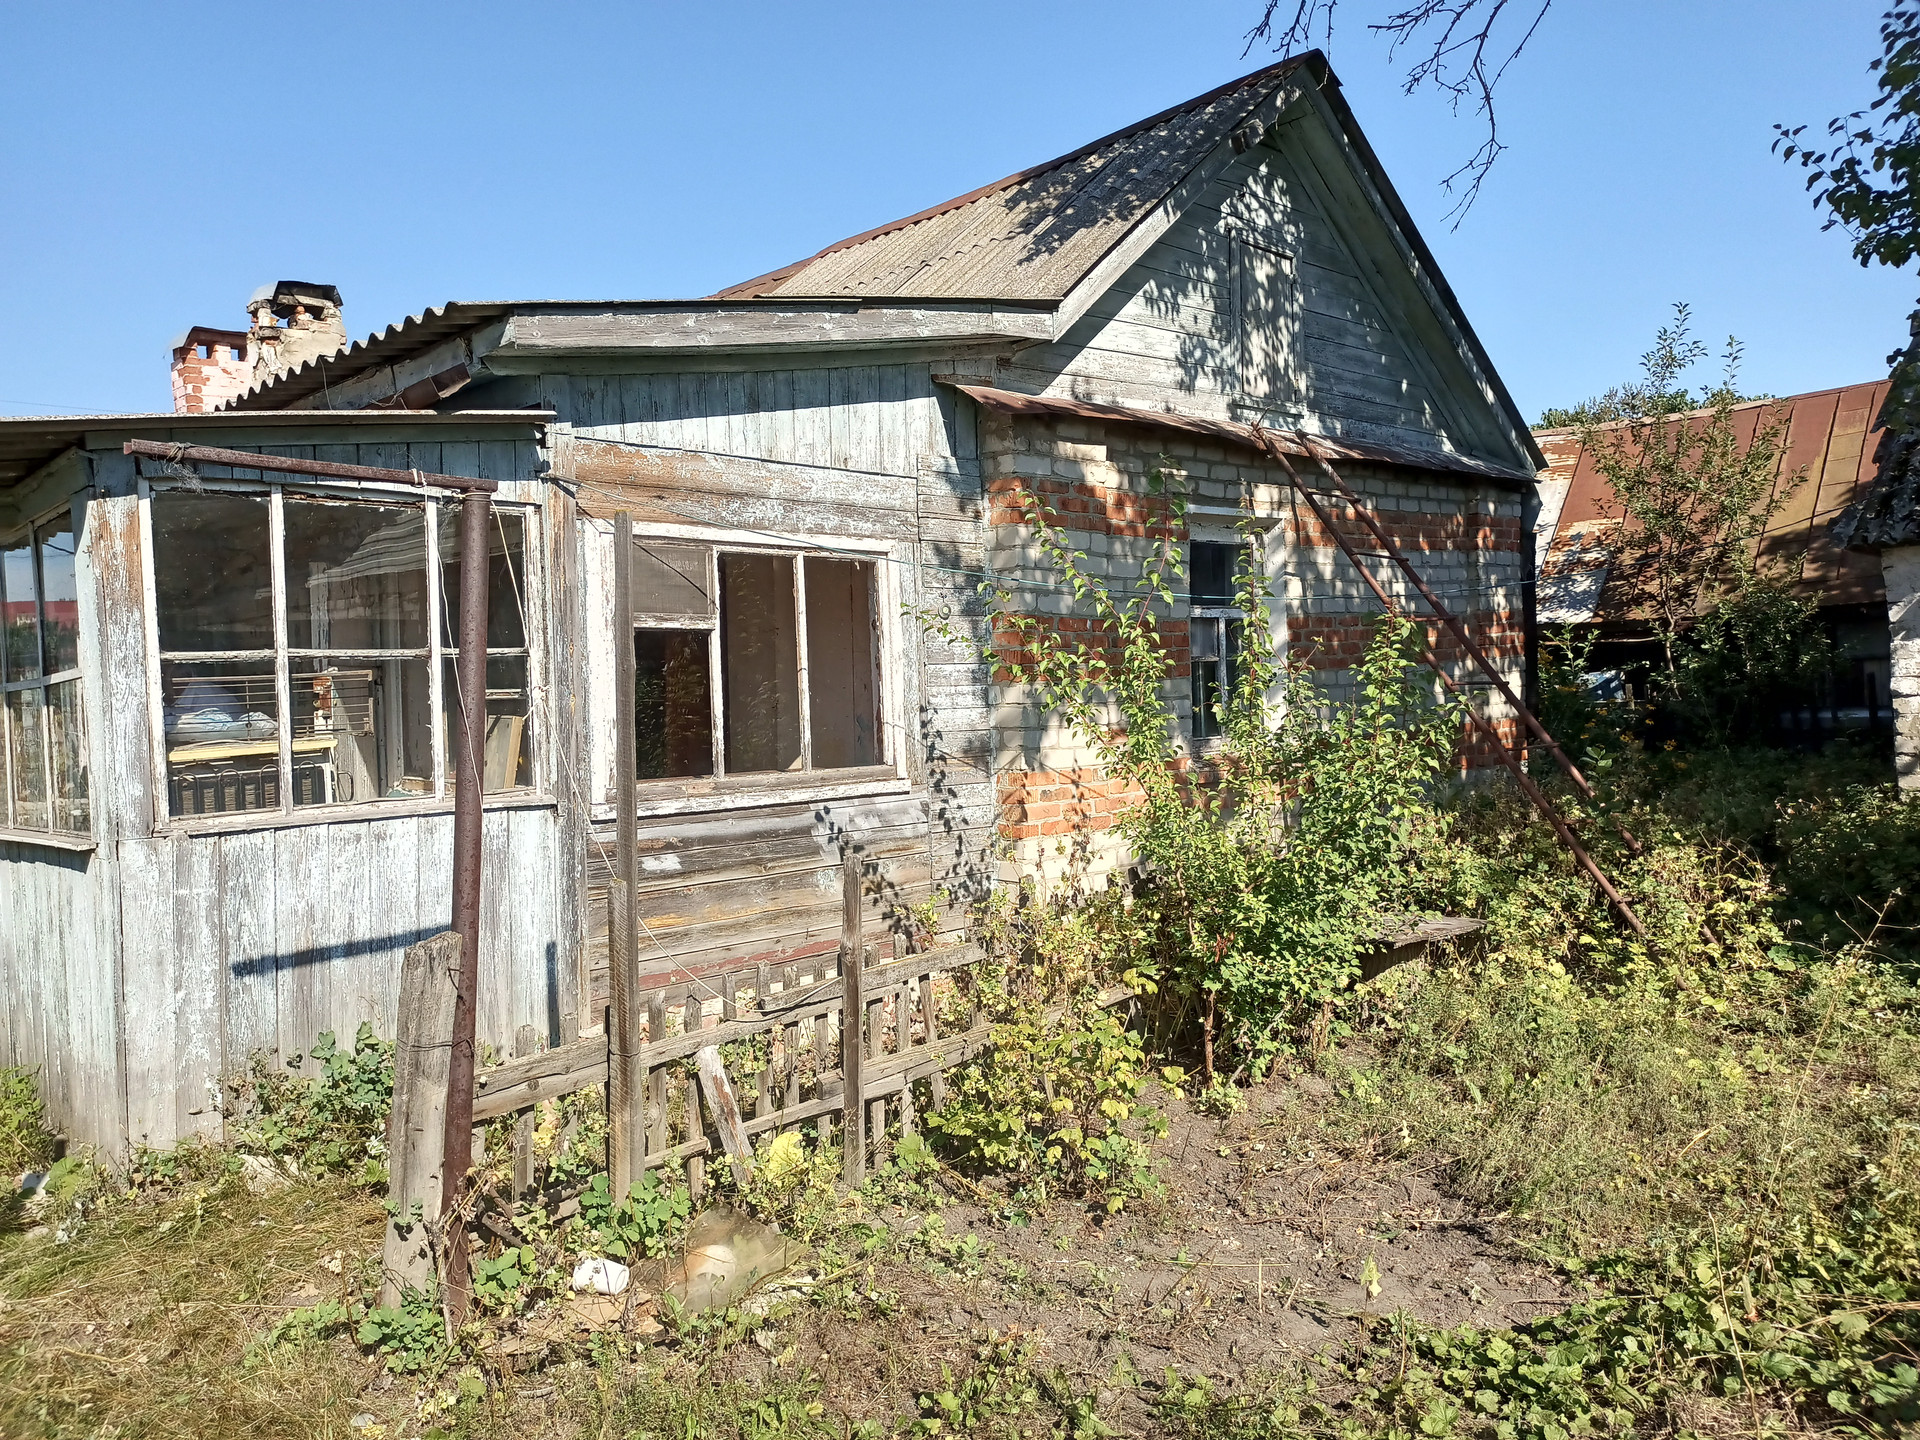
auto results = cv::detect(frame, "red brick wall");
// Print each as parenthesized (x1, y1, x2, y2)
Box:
(988, 476, 1180, 540)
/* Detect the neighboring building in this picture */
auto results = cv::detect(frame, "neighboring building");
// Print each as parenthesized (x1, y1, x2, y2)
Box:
(0, 53, 1541, 1155)
(1836, 325, 1920, 789)
(1532, 383, 1895, 722)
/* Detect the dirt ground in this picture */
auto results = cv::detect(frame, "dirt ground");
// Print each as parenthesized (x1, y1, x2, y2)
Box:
(456, 1075, 1575, 1436)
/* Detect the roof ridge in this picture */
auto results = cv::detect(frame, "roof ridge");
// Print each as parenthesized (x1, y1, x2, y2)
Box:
(1531, 379, 1888, 438)
(711, 55, 1313, 301)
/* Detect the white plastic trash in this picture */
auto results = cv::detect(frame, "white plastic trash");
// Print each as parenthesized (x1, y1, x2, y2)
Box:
(571, 1256, 631, 1296)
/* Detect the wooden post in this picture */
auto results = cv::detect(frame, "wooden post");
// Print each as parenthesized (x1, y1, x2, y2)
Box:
(610, 512, 641, 1197)
(510, 1024, 538, 1197)
(839, 847, 865, 1186)
(382, 932, 460, 1308)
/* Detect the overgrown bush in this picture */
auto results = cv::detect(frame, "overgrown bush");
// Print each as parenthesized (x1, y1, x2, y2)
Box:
(968, 482, 1458, 1082)
(0, 1067, 55, 1179)
(228, 1023, 394, 1185)
(926, 997, 1165, 1212)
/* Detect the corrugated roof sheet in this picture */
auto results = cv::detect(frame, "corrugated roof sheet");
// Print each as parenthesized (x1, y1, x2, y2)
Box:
(716, 59, 1311, 302)
(1535, 381, 1890, 622)
(220, 302, 516, 411)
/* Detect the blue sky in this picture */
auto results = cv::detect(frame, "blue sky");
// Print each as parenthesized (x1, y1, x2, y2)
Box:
(1, 2, 1910, 424)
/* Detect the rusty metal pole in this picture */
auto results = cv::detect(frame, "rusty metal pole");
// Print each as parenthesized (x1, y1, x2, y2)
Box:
(440, 489, 493, 1324)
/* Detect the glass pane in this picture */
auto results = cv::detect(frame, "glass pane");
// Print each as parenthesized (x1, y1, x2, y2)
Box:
(442, 656, 534, 794)
(804, 560, 878, 769)
(47, 678, 88, 833)
(284, 499, 427, 651)
(162, 660, 280, 815)
(5, 688, 48, 828)
(37, 523, 80, 674)
(290, 657, 433, 806)
(1191, 542, 1239, 607)
(720, 553, 801, 774)
(635, 629, 714, 781)
(631, 542, 712, 618)
(440, 506, 528, 650)
(153, 492, 274, 652)
(3, 537, 39, 682)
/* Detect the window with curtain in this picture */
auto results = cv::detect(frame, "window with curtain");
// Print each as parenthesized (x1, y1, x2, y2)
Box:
(0, 514, 88, 836)
(150, 486, 535, 819)
(624, 538, 882, 786)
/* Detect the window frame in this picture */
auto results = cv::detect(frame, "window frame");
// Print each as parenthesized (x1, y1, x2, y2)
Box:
(612, 521, 903, 813)
(1188, 538, 1251, 744)
(0, 501, 91, 845)
(139, 475, 545, 833)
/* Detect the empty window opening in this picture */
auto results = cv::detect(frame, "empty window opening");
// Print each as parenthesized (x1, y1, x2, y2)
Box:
(621, 537, 882, 789)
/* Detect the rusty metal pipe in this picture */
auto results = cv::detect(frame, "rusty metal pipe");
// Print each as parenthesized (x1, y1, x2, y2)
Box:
(1259, 434, 1647, 937)
(439, 489, 493, 1323)
(123, 438, 498, 492)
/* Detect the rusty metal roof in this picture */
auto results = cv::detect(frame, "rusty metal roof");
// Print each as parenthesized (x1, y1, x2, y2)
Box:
(952, 384, 1537, 488)
(716, 58, 1314, 302)
(1535, 380, 1891, 622)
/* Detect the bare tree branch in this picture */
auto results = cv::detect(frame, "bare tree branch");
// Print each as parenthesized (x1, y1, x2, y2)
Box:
(1245, 0, 1552, 223)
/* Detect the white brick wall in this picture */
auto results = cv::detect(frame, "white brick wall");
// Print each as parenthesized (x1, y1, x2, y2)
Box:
(1886, 545, 1920, 791)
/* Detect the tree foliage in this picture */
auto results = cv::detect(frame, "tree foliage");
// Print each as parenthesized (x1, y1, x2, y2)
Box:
(1573, 305, 1807, 677)
(1776, 3, 1920, 271)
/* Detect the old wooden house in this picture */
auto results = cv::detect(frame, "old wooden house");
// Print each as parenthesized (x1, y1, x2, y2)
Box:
(0, 53, 1541, 1157)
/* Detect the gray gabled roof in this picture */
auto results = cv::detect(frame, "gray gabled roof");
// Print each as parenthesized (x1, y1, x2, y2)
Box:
(716, 58, 1312, 302)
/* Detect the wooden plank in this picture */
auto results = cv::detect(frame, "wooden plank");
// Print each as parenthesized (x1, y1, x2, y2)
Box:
(694, 1045, 752, 1185)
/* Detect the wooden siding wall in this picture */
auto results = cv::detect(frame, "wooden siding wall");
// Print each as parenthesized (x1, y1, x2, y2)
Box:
(1005, 127, 1500, 463)
(544, 364, 1000, 1001)
(116, 806, 564, 1150)
(0, 433, 575, 1157)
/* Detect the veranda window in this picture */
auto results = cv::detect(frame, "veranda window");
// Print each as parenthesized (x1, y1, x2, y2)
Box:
(1189, 540, 1246, 742)
(626, 538, 882, 784)
(150, 486, 534, 819)
(1, 516, 89, 836)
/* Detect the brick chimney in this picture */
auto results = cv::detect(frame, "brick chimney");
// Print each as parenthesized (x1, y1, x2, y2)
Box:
(169, 281, 347, 412)
(246, 281, 347, 386)
(169, 327, 253, 413)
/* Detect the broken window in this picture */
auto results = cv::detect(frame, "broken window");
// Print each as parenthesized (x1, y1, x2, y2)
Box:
(622, 535, 882, 787)
(152, 486, 537, 819)
(0, 516, 88, 837)
(1189, 541, 1246, 741)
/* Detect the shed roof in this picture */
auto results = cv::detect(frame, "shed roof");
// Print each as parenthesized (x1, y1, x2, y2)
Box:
(715, 58, 1312, 302)
(1534, 381, 1890, 624)
(0, 408, 550, 491)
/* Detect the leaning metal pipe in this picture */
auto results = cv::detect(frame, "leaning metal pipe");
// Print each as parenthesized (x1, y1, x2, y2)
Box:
(439, 489, 493, 1323)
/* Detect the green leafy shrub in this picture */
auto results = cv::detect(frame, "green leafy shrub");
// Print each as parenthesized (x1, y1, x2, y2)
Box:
(1775, 781, 1920, 955)
(0, 1066, 56, 1178)
(230, 1023, 394, 1184)
(927, 998, 1164, 1212)
(357, 1285, 449, 1374)
(578, 1168, 691, 1260)
(960, 480, 1459, 1082)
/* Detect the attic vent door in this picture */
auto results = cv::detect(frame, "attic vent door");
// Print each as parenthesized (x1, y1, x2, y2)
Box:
(1235, 235, 1298, 406)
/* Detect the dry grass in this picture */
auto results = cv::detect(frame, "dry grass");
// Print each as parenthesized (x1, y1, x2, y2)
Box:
(0, 1172, 386, 1440)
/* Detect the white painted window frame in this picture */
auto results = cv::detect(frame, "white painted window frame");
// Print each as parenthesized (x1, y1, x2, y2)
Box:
(137, 475, 547, 834)
(0, 499, 90, 843)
